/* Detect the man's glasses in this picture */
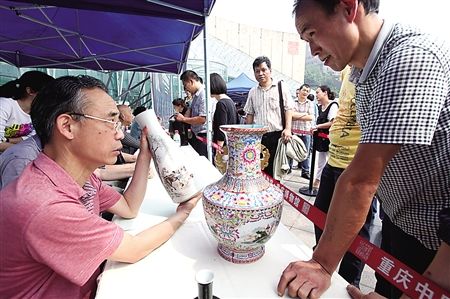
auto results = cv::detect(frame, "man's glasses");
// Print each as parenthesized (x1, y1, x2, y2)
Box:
(69, 112, 122, 132)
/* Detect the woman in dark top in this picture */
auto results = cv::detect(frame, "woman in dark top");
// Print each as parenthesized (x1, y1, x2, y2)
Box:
(169, 98, 190, 145)
(210, 73, 237, 147)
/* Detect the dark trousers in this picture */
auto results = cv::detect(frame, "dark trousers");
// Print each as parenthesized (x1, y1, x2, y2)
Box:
(375, 213, 437, 298)
(188, 133, 208, 158)
(261, 131, 282, 178)
(314, 164, 373, 287)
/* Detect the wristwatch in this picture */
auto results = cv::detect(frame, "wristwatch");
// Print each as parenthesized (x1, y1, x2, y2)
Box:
(1, 136, 9, 143)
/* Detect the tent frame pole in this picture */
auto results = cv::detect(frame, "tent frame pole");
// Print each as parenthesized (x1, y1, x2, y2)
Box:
(202, 4, 212, 161)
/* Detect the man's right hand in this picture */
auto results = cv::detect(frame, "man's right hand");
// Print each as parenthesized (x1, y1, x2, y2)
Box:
(277, 259, 331, 299)
(175, 113, 185, 122)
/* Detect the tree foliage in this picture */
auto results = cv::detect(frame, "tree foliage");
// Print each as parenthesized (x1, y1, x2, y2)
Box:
(303, 50, 341, 94)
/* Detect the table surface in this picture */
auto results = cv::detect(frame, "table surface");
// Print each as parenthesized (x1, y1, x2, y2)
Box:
(96, 147, 350, 299)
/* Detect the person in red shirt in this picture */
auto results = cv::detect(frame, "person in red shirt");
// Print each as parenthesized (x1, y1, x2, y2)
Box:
(0, 75, 199, 298)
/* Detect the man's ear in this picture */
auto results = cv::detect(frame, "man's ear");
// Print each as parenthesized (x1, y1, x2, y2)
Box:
(55, 114, 76, 140)
(340, 0, 358, 22)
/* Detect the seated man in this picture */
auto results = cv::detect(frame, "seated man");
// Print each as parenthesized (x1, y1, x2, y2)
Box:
(0, 75, 199, 298)
(0, 134, 136, 189)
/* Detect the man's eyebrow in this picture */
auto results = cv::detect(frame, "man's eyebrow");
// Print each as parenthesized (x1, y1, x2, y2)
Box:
(108, 111, 120, 117)
(298, 21, 310, 37)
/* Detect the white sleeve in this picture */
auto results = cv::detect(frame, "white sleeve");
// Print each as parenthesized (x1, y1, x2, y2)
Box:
(327, 103, 339, 120)
(0, 98, 12, 138)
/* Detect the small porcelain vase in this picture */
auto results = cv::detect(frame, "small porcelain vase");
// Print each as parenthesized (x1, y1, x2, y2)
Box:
(202, 125, 283, 263)
(135, 109, 201, 203)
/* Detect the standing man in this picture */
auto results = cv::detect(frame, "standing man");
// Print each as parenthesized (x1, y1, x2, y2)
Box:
(0, 76, 199, 298)
(244, 56, 294, 177)
(291, 84, 315, 179)
(278, 0, 450, 298)
(176, 70, 209, 157)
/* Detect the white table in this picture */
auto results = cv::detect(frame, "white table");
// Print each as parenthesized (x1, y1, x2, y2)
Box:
(96, 147, 350, 299)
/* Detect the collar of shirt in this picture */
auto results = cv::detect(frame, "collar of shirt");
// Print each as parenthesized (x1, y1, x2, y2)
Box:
(296, 100, 308, 105)
(257, 79, 276, 91)
(33, 153, 87, 199)
(350, 19, 396, 85)
(194, 85, 204, 97)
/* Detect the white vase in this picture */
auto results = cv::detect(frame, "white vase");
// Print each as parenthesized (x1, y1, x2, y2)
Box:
(202, 125, 283, 263)
(135, 109, 202, 203)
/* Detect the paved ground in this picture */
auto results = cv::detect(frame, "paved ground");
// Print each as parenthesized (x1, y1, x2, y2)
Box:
(279, 168, 382, 294)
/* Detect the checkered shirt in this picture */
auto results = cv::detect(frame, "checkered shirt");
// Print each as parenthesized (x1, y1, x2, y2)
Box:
(354, 23, 450, 250)
(292, 100, 314, 132)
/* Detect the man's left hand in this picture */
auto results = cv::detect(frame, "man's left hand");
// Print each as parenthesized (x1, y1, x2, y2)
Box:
(282, 128, 292, 143)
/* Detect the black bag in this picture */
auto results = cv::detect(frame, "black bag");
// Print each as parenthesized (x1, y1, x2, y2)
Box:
(314, 133, 330, 152)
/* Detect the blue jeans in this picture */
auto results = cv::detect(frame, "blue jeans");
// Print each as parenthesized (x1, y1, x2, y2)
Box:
(299, 135, 311, 174)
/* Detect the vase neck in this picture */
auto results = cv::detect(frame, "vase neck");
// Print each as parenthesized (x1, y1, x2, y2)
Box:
(225, 131, 264, 178)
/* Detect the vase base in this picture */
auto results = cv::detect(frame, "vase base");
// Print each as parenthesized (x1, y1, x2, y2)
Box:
(217, 244, 264, 264)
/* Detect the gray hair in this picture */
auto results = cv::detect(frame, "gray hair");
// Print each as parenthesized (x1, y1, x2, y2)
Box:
(30, 75, 107, 146)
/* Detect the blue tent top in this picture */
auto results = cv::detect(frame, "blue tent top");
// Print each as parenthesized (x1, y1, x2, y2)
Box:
(227, 73, 257, 104)
(0, 0, 216, 73)
(227, 73, 257, 91)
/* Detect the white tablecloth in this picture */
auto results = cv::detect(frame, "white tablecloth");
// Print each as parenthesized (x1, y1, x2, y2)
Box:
(96, 146, 350, 298)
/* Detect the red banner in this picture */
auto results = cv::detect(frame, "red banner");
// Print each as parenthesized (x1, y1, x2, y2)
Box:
(263, 174, 449, 299)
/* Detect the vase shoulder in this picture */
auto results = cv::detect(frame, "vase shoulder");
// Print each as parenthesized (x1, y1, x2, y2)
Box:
(203, 176, 283, 209)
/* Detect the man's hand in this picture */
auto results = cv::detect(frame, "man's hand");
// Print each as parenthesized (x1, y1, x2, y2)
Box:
(281, 128, 292, 143)
(175, 113, 185, 122)
(277, 259, 331, 299)
(347, 285, 387, 299)
(176, 193, 201, 216)
(139, 127, 152, 159)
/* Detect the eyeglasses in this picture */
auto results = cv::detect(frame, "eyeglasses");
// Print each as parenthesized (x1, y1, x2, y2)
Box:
(69, 112, 122, 132)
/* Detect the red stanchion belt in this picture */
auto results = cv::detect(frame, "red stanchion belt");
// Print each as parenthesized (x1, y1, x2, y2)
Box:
(292, 129, 329, 139)
(195, 135, 224, 154)
(263, 173, 449, 299)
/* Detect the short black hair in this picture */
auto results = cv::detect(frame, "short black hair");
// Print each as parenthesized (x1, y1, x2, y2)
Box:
(30, 75, 107, 146)
(299, 83, 311, 90)
(180, 70, 200, 82)
(252, 56, 272, 71)
(293, 0, 379, 16)
(210, 73, 227, 95)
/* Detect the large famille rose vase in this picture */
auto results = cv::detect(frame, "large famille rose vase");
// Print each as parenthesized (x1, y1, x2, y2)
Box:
(202, 125, 283, 263)
(135, 109, 203, 203)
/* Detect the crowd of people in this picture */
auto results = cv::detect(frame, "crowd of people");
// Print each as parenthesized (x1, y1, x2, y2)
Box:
(0, 0, 449, 298)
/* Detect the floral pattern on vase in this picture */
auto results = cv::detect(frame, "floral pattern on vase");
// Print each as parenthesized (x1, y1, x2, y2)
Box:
(203, 124, 283, 263)
(135, 109, 200, 203)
